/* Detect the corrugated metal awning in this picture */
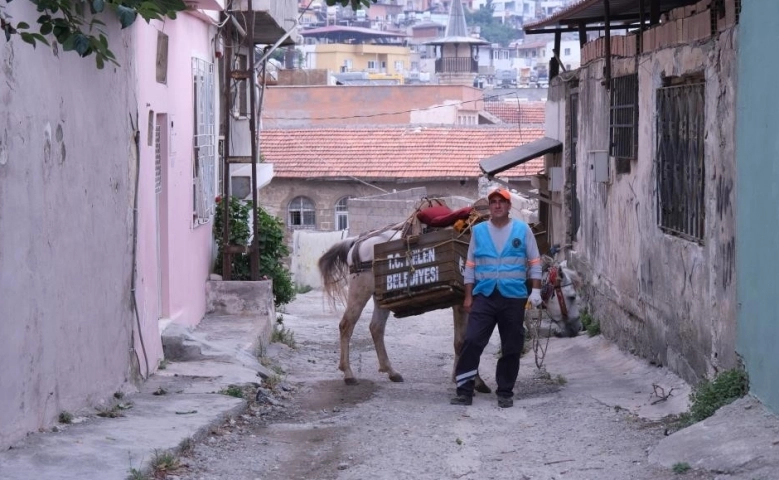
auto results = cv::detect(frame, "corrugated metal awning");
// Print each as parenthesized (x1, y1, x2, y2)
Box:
(480, 137, 562, 176)
(524, 0, 700, 31)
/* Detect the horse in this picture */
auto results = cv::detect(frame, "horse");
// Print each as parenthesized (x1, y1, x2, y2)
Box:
(317, 226, 583, 387)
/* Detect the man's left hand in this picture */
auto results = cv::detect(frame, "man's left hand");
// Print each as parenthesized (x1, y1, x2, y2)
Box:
(529, 288, 543, 307)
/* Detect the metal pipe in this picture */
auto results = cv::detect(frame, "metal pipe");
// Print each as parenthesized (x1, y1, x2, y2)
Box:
(639, 0, 646, 54)
(221, 14, 233, 280)
(604, 0, 612, 89)
(247, 2, 260, 280)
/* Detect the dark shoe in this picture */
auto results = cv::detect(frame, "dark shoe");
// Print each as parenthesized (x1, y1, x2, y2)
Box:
(497, 396, 514, 408)
(450, 394, 473, 406)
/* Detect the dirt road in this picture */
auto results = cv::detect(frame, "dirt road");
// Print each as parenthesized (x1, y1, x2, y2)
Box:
(175, 290, 708, 480)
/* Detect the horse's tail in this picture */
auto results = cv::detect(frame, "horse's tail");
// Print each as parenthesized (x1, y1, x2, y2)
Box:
(318, 238, 355, 310)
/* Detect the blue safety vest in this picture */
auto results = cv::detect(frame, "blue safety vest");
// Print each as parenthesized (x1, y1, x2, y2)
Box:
(472, 220, 529, 299)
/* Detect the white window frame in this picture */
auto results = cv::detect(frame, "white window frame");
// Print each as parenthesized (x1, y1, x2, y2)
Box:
(335, 196, 351, 231)
(288, 196, 316, 229)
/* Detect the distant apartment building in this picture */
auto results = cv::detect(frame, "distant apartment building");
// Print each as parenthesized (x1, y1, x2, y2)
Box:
(303, 43, 411, 80)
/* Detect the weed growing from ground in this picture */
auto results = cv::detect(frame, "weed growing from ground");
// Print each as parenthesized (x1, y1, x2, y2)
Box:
(295, 283, 313, 294)
(220, 385, 244, 398)
(271, 324, 296, 348)
(264, 374, 282, 390)
(672, 462, 691, 474)
(58, 411, 73, 424)
(671, 368, 749, 431)
(150, 449, 180, 477)
(126, 467, 147, 480)
(580, 309, 601, 336)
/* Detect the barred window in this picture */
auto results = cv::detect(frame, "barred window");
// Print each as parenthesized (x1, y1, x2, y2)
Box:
(610, 74, 639, 171)
(192, 57, 216, 225)
(288, 196, 316, 229)
(656, 82, 705, 242)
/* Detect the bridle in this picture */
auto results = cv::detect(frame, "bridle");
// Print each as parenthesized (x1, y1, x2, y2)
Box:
(542, 265, 572, 319)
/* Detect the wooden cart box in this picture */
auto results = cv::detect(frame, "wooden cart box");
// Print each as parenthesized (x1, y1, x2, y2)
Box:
(373, 229, 470, 318)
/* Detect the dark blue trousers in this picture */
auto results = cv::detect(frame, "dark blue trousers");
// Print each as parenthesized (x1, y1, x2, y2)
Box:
(454, 290, 527, 399)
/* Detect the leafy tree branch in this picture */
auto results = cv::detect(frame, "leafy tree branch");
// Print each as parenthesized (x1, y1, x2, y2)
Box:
(1, 0, 187, 69)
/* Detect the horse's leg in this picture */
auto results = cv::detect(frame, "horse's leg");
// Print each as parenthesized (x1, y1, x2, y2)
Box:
(369, 303, 404, 382)
(339, 274, 372, 385)
(452, 305, 491, 394)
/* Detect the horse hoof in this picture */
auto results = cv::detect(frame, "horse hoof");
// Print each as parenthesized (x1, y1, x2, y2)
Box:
(344, 378, 358, 385)
(389, 373, 404, 383)
(475, 383, 492, 394)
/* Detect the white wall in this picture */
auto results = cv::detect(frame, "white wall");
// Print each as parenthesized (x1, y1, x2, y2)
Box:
(0, 2, 136, 448)
(290, 230, 352, 289)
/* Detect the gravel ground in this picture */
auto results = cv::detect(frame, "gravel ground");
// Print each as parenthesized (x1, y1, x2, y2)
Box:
(173, 290, 711, 480)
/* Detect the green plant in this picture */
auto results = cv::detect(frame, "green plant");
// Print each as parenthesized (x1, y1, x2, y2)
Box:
(271, 324, 296, 348)
(58, 411, 73, 424)
(158, 358, 168, 370)
(264, 374, 282, 390)
(672, 462, 691, 474)
(580, 309, 601, 336)
(178, 437, 194, 455)
(1, 0, 186, 69)
(114, 391, 124, 399)
(150, 449, 180, 476)
(295, 283, 313, 294)
(97, 402, 132, 418)
(325, 0, 377, 11)
(688, 369, 749, 423)
(555, 374, 567, 385)
(220, 385, 244, 398)
(127, 467, 147, 480)
(213, 196, 296, 308)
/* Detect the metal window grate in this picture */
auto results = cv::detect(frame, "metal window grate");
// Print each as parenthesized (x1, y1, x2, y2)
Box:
(609, 74, 639, 162)
(155, 124, 162, 194)
(656, 82, 705, 242)
(192, 57, 216, 225)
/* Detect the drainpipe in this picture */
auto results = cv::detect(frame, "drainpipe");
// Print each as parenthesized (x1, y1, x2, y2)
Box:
(604, 0, 612, 89)
(248, 0, 260, 281)
(638, 0, 646, 54)
(221, 16, 233, 280)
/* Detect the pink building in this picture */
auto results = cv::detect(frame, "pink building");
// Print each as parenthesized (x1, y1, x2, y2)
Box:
(0, 0, 298, 449)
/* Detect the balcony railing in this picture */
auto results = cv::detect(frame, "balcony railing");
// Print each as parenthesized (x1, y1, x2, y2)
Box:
(435, 57, 478, 74)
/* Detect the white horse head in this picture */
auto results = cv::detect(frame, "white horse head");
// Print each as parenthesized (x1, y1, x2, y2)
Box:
(541, 260, 583, 337)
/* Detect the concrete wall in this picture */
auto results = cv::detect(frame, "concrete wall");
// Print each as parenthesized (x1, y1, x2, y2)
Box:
(290, 230, 352, 289)
(736, 0, 779, 413)
(569, 29, 738, 385)
(260, 177, 490, 230)
(0, 2, 135, 449)
(543, 75, 576, 249)
(261, 84, 484, 128)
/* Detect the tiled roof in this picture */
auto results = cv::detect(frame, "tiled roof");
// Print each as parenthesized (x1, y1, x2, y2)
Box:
(260, 125, 546, 179)
(484, 101, 546, 125)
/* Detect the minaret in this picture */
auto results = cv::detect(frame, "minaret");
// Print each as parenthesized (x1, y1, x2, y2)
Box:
(425, 0, 489, 86)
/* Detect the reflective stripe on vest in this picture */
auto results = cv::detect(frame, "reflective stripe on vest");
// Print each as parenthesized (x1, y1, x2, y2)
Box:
(472, 220, 529, 299)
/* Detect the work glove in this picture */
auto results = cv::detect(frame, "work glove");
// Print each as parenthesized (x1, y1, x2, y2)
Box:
(529, 288, 543, 308)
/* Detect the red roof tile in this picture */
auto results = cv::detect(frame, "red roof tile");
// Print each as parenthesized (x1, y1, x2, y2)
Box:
(261, 125, 546, 179)
(484, 101, 546, 125)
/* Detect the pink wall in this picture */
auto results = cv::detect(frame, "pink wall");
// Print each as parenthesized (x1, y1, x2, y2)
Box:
(134, 14, 218, 373)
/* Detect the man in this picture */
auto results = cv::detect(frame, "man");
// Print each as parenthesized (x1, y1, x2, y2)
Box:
(450, 188, 543, 408)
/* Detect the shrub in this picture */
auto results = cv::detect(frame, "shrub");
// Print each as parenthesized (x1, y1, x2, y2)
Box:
(213, 196, 296, 308)
(688, 369, 749, 423)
